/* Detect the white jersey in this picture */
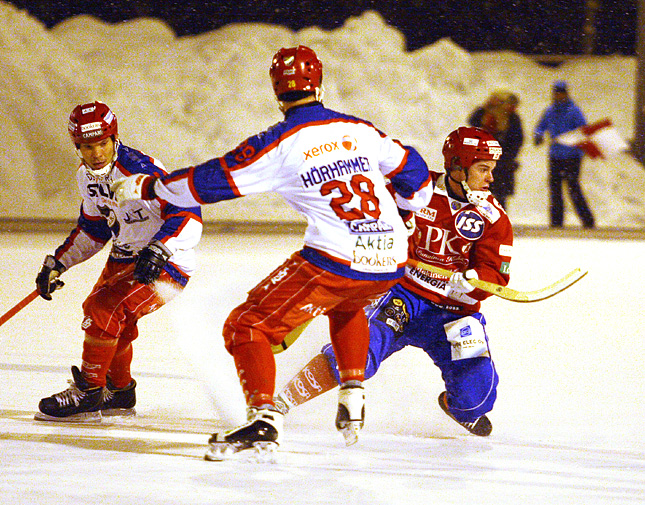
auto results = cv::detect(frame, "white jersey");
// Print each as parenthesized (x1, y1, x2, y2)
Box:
(151, 103, 433, 280)
(55, 143, 202, 284)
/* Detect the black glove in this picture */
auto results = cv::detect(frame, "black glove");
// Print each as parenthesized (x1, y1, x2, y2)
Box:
(134, 241, 172, 284)
(36, 255, 66, 300)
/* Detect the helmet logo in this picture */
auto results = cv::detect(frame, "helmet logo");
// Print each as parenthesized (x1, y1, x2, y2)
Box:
(82, 106, 96, 114)
(283, 55, 295, 66)
(463, 137, 479, 146)
(489, 146, 502, 159)
(81, 122, 102, 132)
(284, 68, 296, 75)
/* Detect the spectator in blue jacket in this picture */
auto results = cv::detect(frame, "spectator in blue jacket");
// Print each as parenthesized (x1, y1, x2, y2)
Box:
(534, 80, 595, 228)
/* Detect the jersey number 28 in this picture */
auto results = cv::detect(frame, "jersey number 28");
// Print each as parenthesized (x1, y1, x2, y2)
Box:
(320, 174, 381, 221)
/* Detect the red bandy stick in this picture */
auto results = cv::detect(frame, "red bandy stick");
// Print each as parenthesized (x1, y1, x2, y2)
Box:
(0, 289, 39, 327)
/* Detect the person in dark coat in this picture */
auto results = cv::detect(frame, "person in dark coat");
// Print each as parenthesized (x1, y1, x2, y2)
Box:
(468, 89, 524, 210)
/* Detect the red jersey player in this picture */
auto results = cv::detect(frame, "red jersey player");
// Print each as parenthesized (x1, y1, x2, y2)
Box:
(275, 126, 513, 437)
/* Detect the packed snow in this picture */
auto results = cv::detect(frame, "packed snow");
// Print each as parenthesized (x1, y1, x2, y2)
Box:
(1, 2, 644, 227)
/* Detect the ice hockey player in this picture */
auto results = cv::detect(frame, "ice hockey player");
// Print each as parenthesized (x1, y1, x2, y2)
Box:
(112, 45, 433, 459)
(274, 126, 513, 437)
(35, 101, 202, 422)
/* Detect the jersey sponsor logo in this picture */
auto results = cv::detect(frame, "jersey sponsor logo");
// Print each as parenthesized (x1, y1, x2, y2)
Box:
(123, 208, 150, 224)
(418, 207, 437, 221)
(351, 251, 397, 270)
(455, 210, 485, 240)
(354, 234, 394, 251)
(303, 141, 340, 160)
(419, 226, 472, 257)
(499, 244, 513, 256)
(81, 316, 93, 329)
(87, 183, 115, 199)
(347, 219, 393, 234)
(299, 156, 372, 188)
(408, 266, 448, 290)
(341, 135, 357, 151)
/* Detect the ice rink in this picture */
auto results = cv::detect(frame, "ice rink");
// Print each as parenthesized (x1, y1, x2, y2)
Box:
(0, 231, 643, 505)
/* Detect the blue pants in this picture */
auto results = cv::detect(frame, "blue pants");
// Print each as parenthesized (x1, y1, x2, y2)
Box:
(323, 283, 498, 422)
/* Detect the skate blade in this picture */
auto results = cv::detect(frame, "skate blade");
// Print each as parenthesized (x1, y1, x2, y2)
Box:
(34, 411, 102, 423)
(338, 421, 362, 446)
(252, 441, 279, 463)
(204, 441, 279, 462)
(204, 442, 242, 461)
(101, 407, 137, 418)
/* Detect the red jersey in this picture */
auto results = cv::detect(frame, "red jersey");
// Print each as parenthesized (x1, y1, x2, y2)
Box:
(401, 172, 514, 314)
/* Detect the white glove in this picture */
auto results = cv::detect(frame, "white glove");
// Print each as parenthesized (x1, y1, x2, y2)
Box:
(448, 269, 479, 294)
(111, 174, 154, 206)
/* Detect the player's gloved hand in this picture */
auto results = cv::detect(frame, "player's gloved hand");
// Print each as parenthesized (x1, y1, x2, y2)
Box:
(448, 269, 478, 294)
(111, 174, 157, 206)
(36, 255, 66, 300)
(533, 134, 543, 146)
(133, 240, 172, 284)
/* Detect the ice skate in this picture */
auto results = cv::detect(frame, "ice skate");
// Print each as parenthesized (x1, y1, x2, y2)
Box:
(438, 391, 492, 436)
(335, 381, 365, 446)
(204, 407, 283, 462)
(34, 366, 103, 422)
(102, 377, 137, 417)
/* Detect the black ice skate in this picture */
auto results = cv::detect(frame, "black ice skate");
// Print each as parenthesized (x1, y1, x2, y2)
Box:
(335, 381, 365, 446)
(34, 366, 103, 422)
(438, 391, 492, 436)
(102, 377, 137, 417)
(204, 407, 283, 462)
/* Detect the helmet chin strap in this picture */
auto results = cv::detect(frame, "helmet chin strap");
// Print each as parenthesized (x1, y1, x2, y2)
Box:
(460, 180, 490, 206)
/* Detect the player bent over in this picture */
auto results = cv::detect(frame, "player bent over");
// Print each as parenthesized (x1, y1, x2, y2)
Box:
(113, 45, 433, 459)
(275, 127, 513, 437)
(34, 102, 202, 422)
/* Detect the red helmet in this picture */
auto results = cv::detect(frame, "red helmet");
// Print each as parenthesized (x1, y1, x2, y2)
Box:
(68, 101, 118, 146)
(269, 45, 323, 98)
(442, 126, 502, 171)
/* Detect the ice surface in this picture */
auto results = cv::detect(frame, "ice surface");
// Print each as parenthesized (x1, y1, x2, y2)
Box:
(1, 232, 643, 504)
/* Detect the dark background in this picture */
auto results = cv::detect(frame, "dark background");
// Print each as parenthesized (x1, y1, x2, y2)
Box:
(5, 0, 638, 55)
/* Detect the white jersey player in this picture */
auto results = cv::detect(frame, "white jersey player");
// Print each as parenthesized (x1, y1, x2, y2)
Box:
(113, 45, 433, 459)
(35, 101, 202, 422)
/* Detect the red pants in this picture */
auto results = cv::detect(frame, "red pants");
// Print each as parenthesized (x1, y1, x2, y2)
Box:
(80, 259, 183, 387)
(223, 251, 397, 406)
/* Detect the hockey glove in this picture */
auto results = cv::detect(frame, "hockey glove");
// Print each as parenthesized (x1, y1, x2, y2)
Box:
(448, 269, 478, 294)
(111, 174, 157, 206)
(133, 240, 172, 284)
(36, 255, 66, 300)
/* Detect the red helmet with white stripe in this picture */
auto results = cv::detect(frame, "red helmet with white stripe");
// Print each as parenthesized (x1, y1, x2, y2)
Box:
(442, 126, 502, 171)
(68, 101, 118, 146)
